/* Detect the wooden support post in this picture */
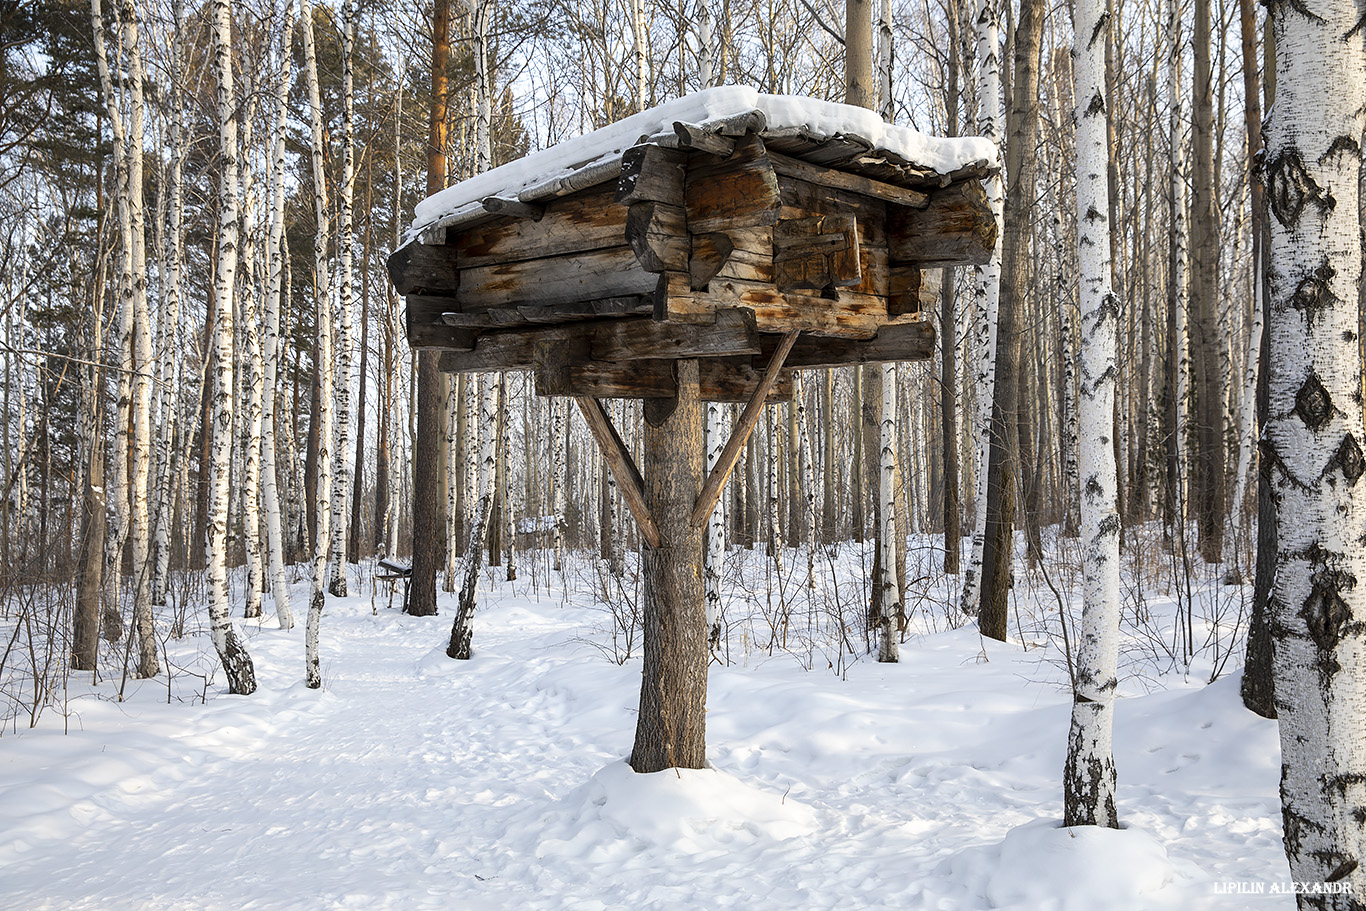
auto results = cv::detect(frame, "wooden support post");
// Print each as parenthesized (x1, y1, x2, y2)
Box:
(631, 358, 708, 773)
(690, 330, 800, 527)
(572, 395, 662, 549)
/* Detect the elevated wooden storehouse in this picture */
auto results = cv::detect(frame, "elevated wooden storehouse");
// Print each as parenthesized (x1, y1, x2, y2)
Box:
(388, 87, 998, 773)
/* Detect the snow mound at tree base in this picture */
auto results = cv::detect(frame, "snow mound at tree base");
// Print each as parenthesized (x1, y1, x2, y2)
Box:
(537, 760, 819, 860)
(961, 818, 1181, 910)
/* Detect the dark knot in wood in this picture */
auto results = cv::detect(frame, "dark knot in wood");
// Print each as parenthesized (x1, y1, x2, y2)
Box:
(1294, 372, 1334, 431)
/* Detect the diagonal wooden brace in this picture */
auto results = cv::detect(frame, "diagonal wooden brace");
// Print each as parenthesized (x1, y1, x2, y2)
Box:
(690, 330, 801, 528)
(573, 395, 663, 550)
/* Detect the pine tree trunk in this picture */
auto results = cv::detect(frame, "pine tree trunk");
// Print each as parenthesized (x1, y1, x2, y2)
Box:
(980, 0, 1044, 641)
(631, 362, 707, 772)
(408, 0, 453, 616)
(1265, 0, 1366, 894)
(1189, 0, 1224, 563)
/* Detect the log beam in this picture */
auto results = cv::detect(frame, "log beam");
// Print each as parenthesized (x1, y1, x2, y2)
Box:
(573, 395, 662, 550)
(690, 330, 799, 527)
(887, 178, 997, 267)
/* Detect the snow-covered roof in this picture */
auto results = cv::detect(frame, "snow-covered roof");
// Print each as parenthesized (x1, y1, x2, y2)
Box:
(407, 86, 997, 244)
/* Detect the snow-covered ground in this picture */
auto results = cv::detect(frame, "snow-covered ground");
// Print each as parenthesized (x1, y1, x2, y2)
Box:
(1, 535, 1288, 910)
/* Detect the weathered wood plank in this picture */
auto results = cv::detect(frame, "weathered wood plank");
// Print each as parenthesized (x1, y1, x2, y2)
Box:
(768, 151, 929, 208)
(672, 121, 738, 157)
(772, 212, 861, 292)
(626, 201, 689, 273)
(574, 396, 662, 550)
(408, 321, 476, 350)
(684, 135, 781, 234)
(616, 144, 688, 206)
(516, 297, 651, 322)
(691, 330, 800, 527)
(480, 196, 545, 220)
(538, 357, 794, 402)
(453, 184, 627, 268)
(887, 178, 997, 267)
(458, 246, 656, 309)
(657, 273, 886, 338)
(887, 267, 943, 318)
(387, 241, 459, 296)
(435, 312, 761, 373)
(771, 320, 936, 367)
(689, 232, 734, 289)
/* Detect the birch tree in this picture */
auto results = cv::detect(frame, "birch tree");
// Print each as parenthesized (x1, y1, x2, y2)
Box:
(960, 0, 1003, 617)
(1063, 0, 1121, 827)
(449, 374, 497, 659)
(877, 363, 901, 662)
(1264, 0, 1366, 895)
(328, 0, 357, 598)
(301, 0, 334, 688)
(262, 6, 295, 630)
(206, 0, 256, 694)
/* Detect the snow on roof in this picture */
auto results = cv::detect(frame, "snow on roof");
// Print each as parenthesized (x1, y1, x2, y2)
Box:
(408, 85, 997, 243)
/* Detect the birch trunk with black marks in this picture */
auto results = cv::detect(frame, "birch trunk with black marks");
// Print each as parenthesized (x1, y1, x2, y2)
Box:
(877, 363, 901, 662)
(449, 374, 497, 659)
(961, 0, 1003, 617)
(1164, 0, 1190, 553)
(1063, 0, 1121, 828)
(206, 0, 256, 694)
(328, 0, 357, 598)
(1264, 0, 1366, 897)
(704, 401, 726, 650)
(262, 9, 295, 630)
(301, 0, 334, 688)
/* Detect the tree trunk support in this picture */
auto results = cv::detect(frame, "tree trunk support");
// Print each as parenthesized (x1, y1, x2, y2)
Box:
(573, 395, 662, 549)
(691, 330, 800, 528)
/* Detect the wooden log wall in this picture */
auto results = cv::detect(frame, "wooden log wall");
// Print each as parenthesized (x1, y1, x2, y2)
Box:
(387, 125, 998, 402)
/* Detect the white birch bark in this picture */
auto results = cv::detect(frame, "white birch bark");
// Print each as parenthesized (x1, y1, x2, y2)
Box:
(501, 375, 516, 580)
(1167, 0, 1189, 533)
(120, 0, 156, 678)
(445, 385, 460, 590)
(877, 363, 900, 662)
(206, 0, 256, 694)
(328, 0, 357, 598)
(237, 64, 265, 622)
(449, 374, 498, 659)
(473, 0, 492, 173)
(1223, 273, 1263, 582)
(792, 373, 816, 588)
(1265, 0, 1366, 894)
(629, 0, 648, 110)
(552, 396, 566, 573)
(698, 0, 715, 88)
(1062, 0, 1121, 827)
(876, 0, 893, 122)
(960, 0, 1003, 618)
(301, 0, 334, 689)
(261, 7, 295, 630)
(704, 401, 726, 650)
(150, 0, 185, 610)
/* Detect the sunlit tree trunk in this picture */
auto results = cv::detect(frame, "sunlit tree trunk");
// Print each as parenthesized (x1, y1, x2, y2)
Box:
(262, 7, 295, 630)
(1264, 0, 1366, 895)
(328, 0, 357, 598)
(1063, 0, 1121, 827)
(206, 0, 256, 694)
(301, 0, 334, 687)
(960, 0, 1002, 616)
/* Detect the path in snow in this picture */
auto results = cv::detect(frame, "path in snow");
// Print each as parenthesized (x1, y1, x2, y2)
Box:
(1, 561, 1287, 910)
